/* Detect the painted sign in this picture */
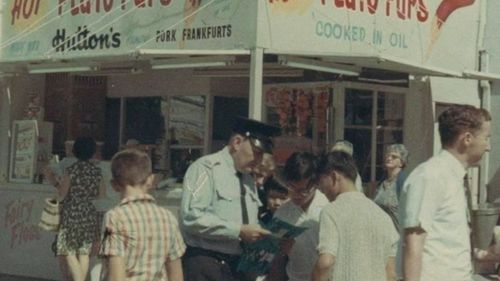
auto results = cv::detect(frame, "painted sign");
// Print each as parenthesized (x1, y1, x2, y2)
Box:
(4, 198, 41, 250)
(0, 0, 255, 61)
(262, 0, 480, 71)
(0, 189, 60, 280)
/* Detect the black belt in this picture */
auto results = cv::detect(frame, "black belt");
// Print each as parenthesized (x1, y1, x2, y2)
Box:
(184, 245, 240, 264)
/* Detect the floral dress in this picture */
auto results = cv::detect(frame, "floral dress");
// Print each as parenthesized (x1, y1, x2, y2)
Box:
(56, 161, 101, 255)
(373, 178, 400, 232)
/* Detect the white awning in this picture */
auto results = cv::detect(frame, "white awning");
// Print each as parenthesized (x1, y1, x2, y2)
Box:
(462, 70, 500, 81)
(266, 50, 500, 81)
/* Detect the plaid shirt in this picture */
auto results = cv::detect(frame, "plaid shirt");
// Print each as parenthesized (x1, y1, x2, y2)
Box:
(100, 194, 186, 281)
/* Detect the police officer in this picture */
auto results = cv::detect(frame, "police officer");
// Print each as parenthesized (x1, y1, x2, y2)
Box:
(180, 117, 281, 281)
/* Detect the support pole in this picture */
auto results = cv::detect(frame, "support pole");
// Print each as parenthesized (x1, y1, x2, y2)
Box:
(119, 97, 126, 148)
(479, 50, 491, 205)
(0, 79, 11, 182)
(249, 48, 264, 120)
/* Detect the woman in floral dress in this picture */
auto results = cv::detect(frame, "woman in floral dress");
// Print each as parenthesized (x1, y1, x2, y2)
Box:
(55, 137, 103, 281)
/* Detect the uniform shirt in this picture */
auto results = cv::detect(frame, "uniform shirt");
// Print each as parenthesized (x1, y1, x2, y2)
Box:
(180, 146, 261, 255)
(100, 194, 186, 281)
(273, 190, 329, 281)
(318, 192, 398, 281)
(397, 150, 471, 281)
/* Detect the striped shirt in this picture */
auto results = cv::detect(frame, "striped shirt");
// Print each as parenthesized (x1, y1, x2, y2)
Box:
(100, 194, 186, 281)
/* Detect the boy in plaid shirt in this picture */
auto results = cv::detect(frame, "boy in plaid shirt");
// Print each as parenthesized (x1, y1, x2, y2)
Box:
(100, 149, 185, 281)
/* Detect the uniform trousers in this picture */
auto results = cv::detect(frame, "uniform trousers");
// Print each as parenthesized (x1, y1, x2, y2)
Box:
(183, 245, 250, 281)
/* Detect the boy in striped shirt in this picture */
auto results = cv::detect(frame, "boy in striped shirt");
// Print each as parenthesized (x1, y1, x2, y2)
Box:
(100, 149, 186, 281)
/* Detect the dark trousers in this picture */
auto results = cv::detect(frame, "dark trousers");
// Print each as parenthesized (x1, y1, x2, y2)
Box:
(182, 246, 249, 281)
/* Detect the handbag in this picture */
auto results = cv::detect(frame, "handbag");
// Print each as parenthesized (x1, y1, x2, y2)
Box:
(38, 197, 61, 232)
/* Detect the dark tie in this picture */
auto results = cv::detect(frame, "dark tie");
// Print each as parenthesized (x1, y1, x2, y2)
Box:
(464, 174, 473, 225)
(464, 173, 474, 257)
(237, 172, 249, 224)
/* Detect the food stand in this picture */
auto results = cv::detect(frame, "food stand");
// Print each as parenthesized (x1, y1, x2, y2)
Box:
(0, 0, 497, 279)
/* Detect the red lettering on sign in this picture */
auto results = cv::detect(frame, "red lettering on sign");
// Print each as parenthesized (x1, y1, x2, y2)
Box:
(10, 222, 41, 249)
(4, 199, 34, 228)
(269, 0, 429, 22)
(54, 0, 172, 16)
(4, 199, 40, 249)
(160, 0, 172, 5)
(10, 0, 41, 25)
(386, 0, 428, 22)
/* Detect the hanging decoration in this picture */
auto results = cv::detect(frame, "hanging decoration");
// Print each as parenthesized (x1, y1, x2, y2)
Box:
(265, 83, 330, 137)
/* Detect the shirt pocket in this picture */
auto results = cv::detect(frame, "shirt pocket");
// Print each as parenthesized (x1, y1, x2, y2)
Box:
(249, 190, 263, 208)
(214, 185, 241, 222)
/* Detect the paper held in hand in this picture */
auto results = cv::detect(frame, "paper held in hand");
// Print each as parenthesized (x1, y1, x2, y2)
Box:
(237, 217, 307, 274)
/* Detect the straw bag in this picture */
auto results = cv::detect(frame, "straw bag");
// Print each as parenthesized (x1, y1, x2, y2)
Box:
(38, 198, 61, 232)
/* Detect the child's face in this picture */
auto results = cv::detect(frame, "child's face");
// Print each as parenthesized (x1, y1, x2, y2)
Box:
(266, 190, 289, 213)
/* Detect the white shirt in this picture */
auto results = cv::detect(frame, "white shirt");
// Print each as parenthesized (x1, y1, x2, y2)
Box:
(398, 150, 471, 281)
(273, 190, 329, 281)
(354, 173, 363, 192)
(318, 192, 398, 281)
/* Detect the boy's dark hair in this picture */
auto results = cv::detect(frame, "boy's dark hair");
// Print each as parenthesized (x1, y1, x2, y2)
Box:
(264, 177, 288, 195)
(438, 105, 491, 147)
(73, 137, 96, 161)
(282, 152, 317, 183)
(111, 149, 152, 187)
(316, 151, 358, 183)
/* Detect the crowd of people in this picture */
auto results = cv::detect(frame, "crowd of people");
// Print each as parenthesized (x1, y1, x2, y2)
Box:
(46, 104, 492, 281)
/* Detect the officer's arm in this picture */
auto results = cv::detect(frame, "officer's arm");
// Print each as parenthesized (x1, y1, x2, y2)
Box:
(180, 163, 241, 240)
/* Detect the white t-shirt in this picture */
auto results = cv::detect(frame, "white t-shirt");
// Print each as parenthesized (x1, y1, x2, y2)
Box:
(397, 150, 471, 281)
(318, 192, 398, 281)
(273, 190, 329, 281)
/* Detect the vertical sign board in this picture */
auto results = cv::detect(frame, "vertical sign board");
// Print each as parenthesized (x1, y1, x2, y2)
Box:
(0, 0, 257, 62)
(262, 0, 480, 73)
(9, 120, 38, 183)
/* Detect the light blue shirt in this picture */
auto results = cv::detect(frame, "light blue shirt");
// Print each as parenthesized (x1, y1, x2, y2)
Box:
(180, 146, 261, 255)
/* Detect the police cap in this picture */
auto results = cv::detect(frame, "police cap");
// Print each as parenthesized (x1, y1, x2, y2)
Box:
(232, 117, 281, 154)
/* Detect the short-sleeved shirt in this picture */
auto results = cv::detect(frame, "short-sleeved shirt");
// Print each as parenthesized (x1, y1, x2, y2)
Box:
(100, 194, 186, 281)
(318, 192, 398, 281)
(397, 150, 471, 281)
(180, 146, 261, 255)
(273, 190, 329, 281)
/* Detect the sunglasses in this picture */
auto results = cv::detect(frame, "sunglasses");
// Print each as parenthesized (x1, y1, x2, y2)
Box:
(385, 154, 401, 160)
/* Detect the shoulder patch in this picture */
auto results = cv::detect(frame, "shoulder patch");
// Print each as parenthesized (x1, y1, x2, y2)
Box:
(199, 157, 221, 169)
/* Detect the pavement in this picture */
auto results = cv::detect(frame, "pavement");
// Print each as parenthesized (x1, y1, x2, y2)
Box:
(1, 273, 499, 281)
(0, 274, 55, 281)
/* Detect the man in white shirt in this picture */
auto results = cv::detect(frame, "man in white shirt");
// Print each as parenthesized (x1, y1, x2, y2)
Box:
(268, 152, 329, 281)
(312, 151, 398, 281)
(399, 104, 492, 281)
